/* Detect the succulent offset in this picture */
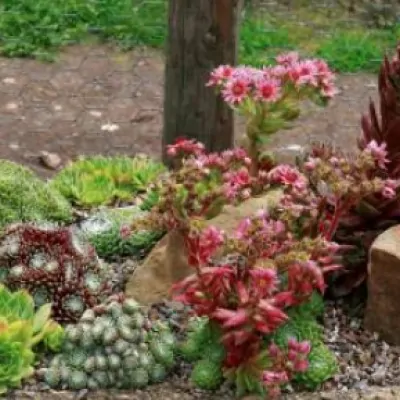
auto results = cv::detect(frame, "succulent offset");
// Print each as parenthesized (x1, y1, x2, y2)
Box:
(0, 159, 72, 227)
(49, 155, 166, 208)
(0, 284, 64, 394)
(43, 294, 176, 390)
(293, 343, 338, 390)
(0, 223, 112, 323)
(179, 317, 225, 391)
(77, 207, 164, 261)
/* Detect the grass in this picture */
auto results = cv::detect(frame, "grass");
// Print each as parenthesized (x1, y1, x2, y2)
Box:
(0, 0, 397, 72)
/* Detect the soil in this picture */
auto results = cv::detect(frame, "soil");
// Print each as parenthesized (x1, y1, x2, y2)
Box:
(0, 44, 379, 178)
(7, 385, 400, 400)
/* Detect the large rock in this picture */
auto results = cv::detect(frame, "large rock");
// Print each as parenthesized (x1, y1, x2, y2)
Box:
(125, 189, 283, 305)
(364, 225, 400, 345)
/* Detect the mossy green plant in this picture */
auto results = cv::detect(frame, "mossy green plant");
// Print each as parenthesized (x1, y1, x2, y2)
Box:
(179, 317, 226, 391)
(268, 316, 324, 350)
(191, 359, 223, 390)
(0, 160, 72, 227)
(49, 155, 166, 208)
(287, 291, 325, 321)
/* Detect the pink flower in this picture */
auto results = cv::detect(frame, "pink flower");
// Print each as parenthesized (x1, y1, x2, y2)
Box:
(276, 51, 299, 66)
(222, 77, 250, 104)
(288, 337, 299, 350)
(269, 64, 288, 78)
(166, 138, 205, 157)
(287, 349, 298, 362)
(268, 165, 308, 191)
(249, 268, 279, 296)
(223, 168, 252, 200)
(287, 260, 326, 298)
(185, 226, 225, 266)
(385, 178, 398, 189)
(293, 359, 309, 372)
(268, 343, 280, 358)
(119, 225, 131, 239)
(296, 60, 319, 86)
(235, 217, 252, 239)
(313, 59, 331, 74)
(382, 178, 399, 198)
(297, 341, 311, 355)
(382, 184, 396, 199)
(304, 157, 319, 171)
(262, 370, 289, 384)
(254, 77, 281, 102)
(320, 81, 338, 98)
(200, 225, 225, 253)
(365, 140, 389, 168)
(207, 65, 233, 86)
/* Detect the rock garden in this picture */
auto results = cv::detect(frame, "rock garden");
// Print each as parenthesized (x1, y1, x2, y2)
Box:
(3, 42, 400, 400)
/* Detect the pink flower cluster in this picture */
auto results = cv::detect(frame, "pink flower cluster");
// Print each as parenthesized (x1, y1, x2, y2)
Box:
(263, 338, 311, 398)
(207, 51, 337, 105)
(166, 137, 205, 158)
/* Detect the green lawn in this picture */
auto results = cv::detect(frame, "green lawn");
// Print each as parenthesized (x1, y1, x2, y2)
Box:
(0, 0, 397, 72)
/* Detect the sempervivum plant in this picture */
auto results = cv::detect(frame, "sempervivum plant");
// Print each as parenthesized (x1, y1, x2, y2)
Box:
(0, 223, 112, 323)
(0, 284, 64, 394)
(43, 294, 176, 390)
(78, 207, 164, 262)
(207, 52, 337, 176)
(49, 155, 166, 208)
(324, 44, 400, 296)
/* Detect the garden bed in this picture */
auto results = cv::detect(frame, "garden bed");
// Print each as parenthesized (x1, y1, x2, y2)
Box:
(1, 16, 400, 400)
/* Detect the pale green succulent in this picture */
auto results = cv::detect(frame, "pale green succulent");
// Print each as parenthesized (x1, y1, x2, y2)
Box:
(0, 284, 64, 394)
(78, 208, 164, 261)
(0, 160, 72, 227)
(49, 155, 166, 208)
(44, 296, 176, 390)
(179, 317, 224, 363)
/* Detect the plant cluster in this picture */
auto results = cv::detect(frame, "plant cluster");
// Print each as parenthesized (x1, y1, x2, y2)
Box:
(44, 294, 176, 390)
(49, 155, 166, 209)
(79, 208, 164, 261)
(0, 223, 112, 323)
(324, 44, 400, 295)
(207, 52, 336, 176)
(0, 160, 72, 228)
(128, 62, 398, 395)
(133, 144, 262, 232)
(0, 284, 64, 394)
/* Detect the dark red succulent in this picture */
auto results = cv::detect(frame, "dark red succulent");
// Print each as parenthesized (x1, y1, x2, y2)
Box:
(358, 44, 400, 179)
(325, 45, 400, 297)
(0, 223, 112, 322)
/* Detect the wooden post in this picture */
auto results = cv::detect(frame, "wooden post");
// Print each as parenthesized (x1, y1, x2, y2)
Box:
(162, 0, 243, 165)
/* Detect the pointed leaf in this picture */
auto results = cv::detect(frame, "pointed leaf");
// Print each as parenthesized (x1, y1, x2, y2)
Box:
(32, 303, 52, 335)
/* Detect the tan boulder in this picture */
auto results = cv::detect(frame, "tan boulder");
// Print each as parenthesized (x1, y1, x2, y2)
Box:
(125, 189, 283, 305)
(364, 225, 400, 345)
